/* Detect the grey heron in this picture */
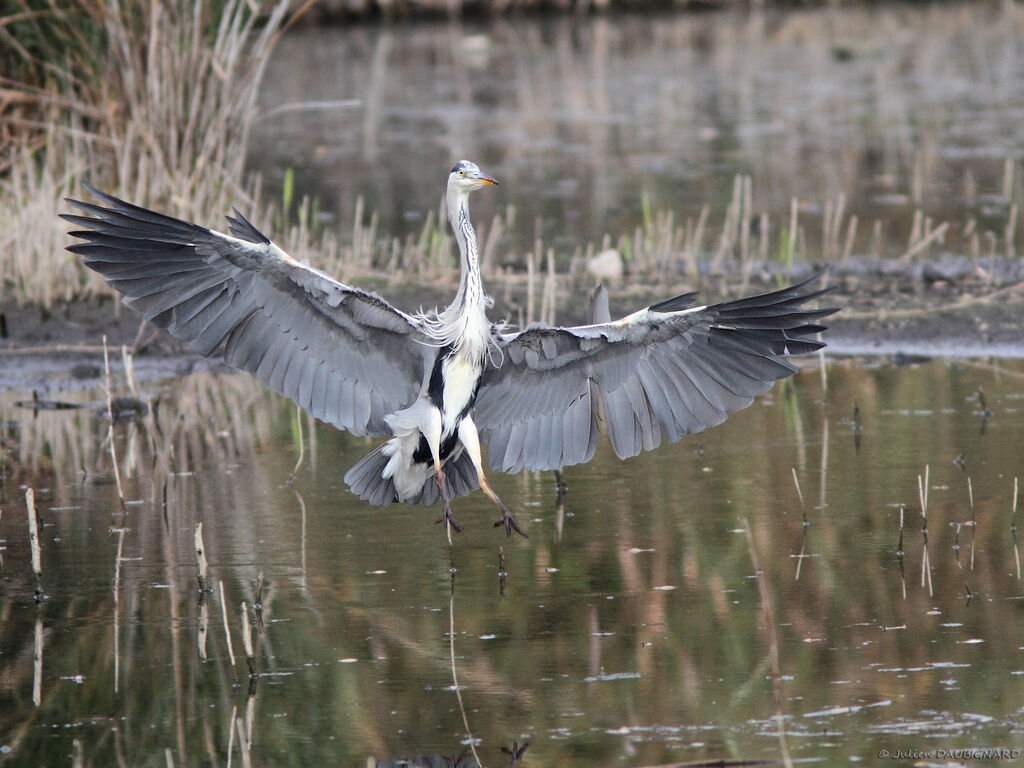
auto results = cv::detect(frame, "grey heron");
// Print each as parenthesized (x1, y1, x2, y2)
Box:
(63, 160, 835, 538)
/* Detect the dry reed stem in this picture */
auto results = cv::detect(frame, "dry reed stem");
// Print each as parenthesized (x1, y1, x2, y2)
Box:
(241, 602, 257, 678)
(918, 465, 929, 518)
(32, 615, 43, 707)
(219, 580, 237, 668)
(112, 525, 125, 694)
(194, 522, 209, 592)
(198, 598, 209, 662)
(25, 488, 42, 594)
(235, 715, 252, 768)
(899, 220, 950, 261)
(102, 336, 126, 509)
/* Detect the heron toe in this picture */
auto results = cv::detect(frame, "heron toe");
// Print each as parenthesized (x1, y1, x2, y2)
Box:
(494, 510, 529, 539)
(436, 503, 463, 533)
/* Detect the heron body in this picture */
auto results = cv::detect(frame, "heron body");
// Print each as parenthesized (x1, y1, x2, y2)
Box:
(63, 161, 836, 538)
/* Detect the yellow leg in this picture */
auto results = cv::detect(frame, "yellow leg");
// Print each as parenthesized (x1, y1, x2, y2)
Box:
(458, 417, 528, 539)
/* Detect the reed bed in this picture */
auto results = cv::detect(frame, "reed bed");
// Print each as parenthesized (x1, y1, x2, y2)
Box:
(1, 0, 290, 305)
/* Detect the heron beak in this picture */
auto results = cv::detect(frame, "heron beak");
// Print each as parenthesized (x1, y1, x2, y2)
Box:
(476, 172, 499, 186)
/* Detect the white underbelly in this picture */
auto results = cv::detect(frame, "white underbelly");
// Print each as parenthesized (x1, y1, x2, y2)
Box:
(441, 354, 480, 427)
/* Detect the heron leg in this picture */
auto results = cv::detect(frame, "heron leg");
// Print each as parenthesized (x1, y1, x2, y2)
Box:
(458, 417, 529, 539)
(425, 412, 462, 534)
(433, 466, 462, 533)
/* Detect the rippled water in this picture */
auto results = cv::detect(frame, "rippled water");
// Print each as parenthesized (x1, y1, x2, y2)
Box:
(2, 356, 1024, 765)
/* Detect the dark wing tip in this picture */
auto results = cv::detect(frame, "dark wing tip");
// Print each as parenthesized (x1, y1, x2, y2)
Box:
(649, 291, 699, 313)
(226, 208, 271, 245)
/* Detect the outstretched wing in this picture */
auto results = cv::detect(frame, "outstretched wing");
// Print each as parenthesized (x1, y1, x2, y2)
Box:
(475, 274, 837, 472)
(62, 184, 429, 437)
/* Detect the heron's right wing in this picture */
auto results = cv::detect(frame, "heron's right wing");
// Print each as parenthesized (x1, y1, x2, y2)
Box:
(475, 275, 836, 472)
(63, 184, 429, 437)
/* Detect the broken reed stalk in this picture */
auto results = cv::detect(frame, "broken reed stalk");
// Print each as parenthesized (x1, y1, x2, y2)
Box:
(121, 345, 137, 396)
(919, 492, 933, 597)
(102, 336, 127, 509)
(33, 614, 43, 707)
(253, 572, 266, 633)
(897, 506, 907, 600)
(1013, 477, 1021, 580)
(26, 488, 43, 597)
(918, 465, 930, 518)
(219, 580, 237, 668)
(113, 526, 125, 694)
(198, 597, 209, 662)
(194, 522, 210, 592)
(235, 715, 253, 768)
(241, 602, 257, 678)
(968, 476, 976, 571)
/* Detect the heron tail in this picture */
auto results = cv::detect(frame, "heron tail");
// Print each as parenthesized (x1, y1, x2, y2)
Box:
(345, 443, 482, 507)
(345, 445, 399, 506)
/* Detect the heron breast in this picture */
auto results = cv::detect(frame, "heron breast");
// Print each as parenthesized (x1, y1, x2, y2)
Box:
(440, 354, 482, 424)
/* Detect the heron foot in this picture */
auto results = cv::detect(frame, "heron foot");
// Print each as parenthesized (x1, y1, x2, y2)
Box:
(435, 504, 463, 534)
(494, 509, 529, 539)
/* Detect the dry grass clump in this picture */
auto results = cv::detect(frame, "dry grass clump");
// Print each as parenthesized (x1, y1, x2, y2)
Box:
(0, 0, 290, 305)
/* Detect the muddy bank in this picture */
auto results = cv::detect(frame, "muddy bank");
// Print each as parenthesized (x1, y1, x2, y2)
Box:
(1, 261, 1023, 392)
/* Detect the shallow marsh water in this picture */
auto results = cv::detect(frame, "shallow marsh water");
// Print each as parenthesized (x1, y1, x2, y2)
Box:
(2, 357, 1024, 765)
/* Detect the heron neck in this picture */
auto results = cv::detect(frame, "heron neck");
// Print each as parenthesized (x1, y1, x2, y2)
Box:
(447, 188, 485, 313)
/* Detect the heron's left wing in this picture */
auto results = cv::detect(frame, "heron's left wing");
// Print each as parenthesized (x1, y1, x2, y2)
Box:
(62, 184, 430, 437)
(474, 275, 836, 473)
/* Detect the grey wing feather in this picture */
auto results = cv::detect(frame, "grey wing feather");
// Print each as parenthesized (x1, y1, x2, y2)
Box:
(62, 183, 427, 437)
(475, 273, 837, 472)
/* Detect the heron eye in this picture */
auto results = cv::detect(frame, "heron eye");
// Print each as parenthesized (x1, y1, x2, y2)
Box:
(458, 170, 465, 176)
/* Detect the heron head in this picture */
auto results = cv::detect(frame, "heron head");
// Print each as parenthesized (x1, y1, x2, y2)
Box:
(449, 160, 499, 193)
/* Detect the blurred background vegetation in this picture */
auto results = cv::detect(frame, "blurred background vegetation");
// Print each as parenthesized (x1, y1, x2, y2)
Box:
(2, 0, 1022, 311)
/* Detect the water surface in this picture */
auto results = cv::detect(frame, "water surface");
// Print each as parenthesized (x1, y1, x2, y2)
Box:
(249, 4, 1024, 265)
(2, 357, 1024, 765)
